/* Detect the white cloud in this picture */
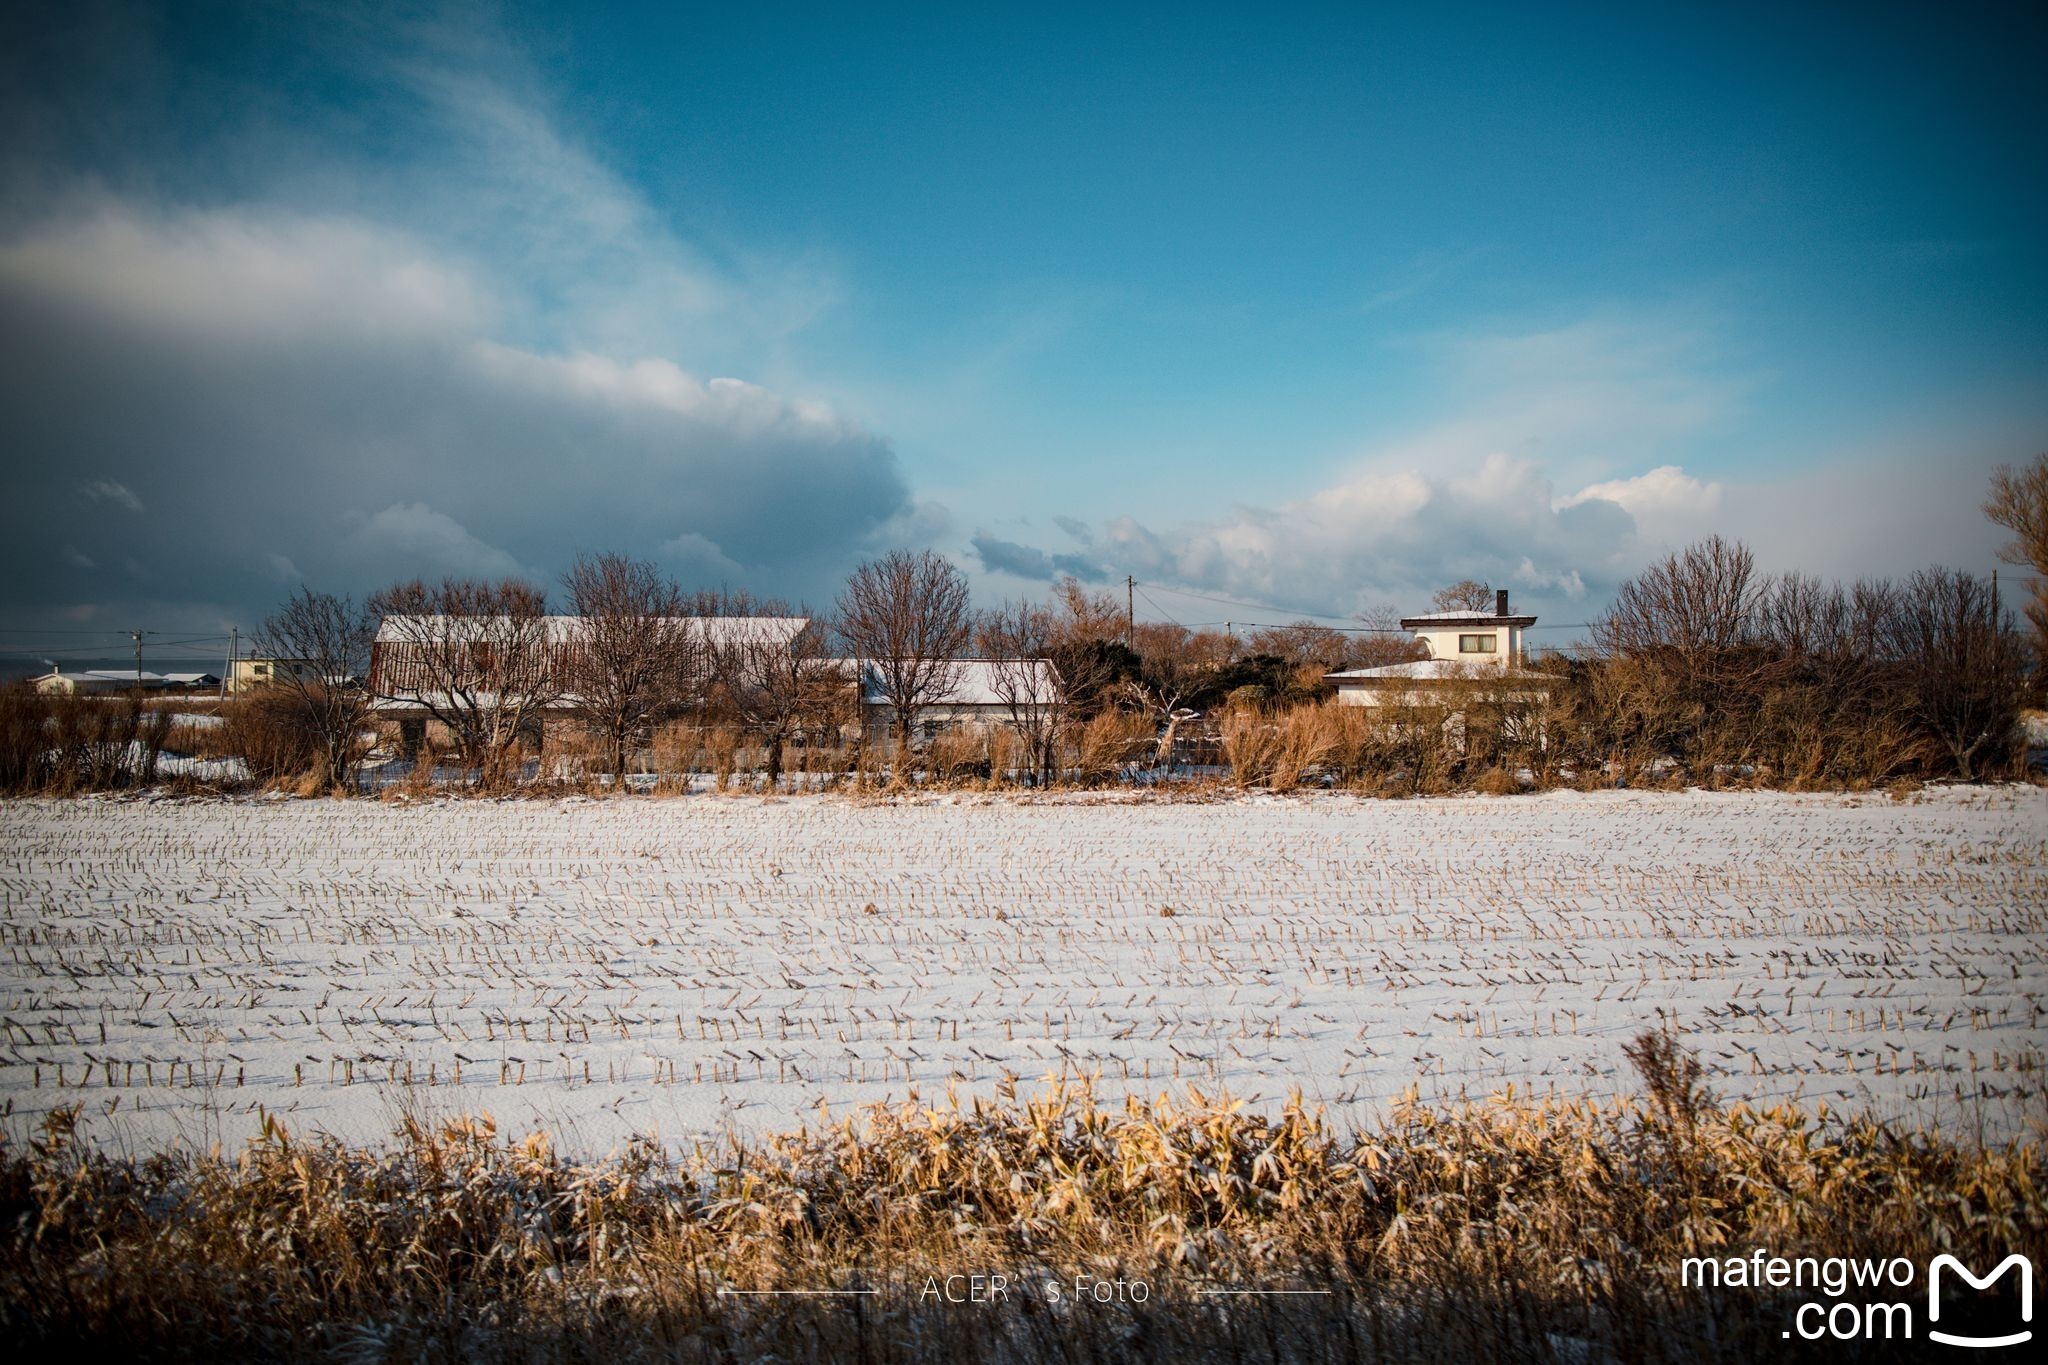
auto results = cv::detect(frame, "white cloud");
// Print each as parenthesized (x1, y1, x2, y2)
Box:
(997, 449, 1658, 621)
(349, 503, 526, 581)
(661, 532, 744, 581)
(1555, 465, 1723, 548)
(77, 478, 143, 513)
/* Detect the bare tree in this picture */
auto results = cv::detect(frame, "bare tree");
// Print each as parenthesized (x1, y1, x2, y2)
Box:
(1044, 576, 1137, 719)
(1351, 601, 1430, 669)
(558, 553, 692, 788)
(253, 587, 376, 792)
(1985, 454, 2048, 674)
(367, 578, 561, 789)
(1431, 579, 1495, 612)
(836, 550, 971, 749)
(975, 600, 1065, 785)
(1247, 619, 1348, 671)
(1883, 567, 2026, 779)
(704, 605, 842, 786)
(1593, 536, 1763, 671)
(1050, 576, 1127, 638)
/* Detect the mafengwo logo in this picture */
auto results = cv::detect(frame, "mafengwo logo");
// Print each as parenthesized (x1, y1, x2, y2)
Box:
(1927, 1254, 2033, 1349)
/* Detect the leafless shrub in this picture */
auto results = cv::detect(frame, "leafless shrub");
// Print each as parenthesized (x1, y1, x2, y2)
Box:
(219, 688, 323, 785)
(1883, 566, 2027, 780)
(925, 725, 990, 784)
(252, 586, 376, 792)
(1072, 710, 1153, 784)
(1985, 453, 2048, 682)
(0, 686, 51, 792)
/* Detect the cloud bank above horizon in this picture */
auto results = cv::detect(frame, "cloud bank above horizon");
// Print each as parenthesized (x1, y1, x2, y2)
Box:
(1, 0, 2040, 651)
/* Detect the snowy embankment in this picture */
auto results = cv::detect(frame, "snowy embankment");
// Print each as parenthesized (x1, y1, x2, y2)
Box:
(1, 786, 2042, 1157)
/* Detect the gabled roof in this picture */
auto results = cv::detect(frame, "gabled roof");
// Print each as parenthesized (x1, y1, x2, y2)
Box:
(374, 615, 808, 647)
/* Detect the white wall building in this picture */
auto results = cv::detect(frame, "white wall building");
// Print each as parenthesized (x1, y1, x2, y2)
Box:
(1326, 589, 1548, 708)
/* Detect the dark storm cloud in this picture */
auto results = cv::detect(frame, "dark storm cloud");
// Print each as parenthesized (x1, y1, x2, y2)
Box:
(969, 532, 1104, 583)
(0, 204, 913, 629)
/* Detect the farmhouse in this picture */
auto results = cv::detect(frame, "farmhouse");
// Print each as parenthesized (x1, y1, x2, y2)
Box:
(367, 613, 812, 752)
(1325, 589, 1549, 709)
(856, 658, 1063, 741)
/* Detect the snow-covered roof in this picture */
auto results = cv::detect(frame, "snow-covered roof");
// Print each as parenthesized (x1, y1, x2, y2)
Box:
(368, 693, 581, 713)
(1399, 611, 1539, 627)
(162, 672, 220, 685)
(856, 658, 1062, 707)
(375, 615, 809, 647)
(1326, 659, 1548, 682)
(83, 669, 166, 683)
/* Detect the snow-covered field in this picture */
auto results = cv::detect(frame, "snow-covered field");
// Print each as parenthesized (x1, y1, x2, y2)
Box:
(2, 787, 2043, 1156)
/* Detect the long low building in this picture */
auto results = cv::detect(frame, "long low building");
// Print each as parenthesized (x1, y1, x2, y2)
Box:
(368, 614, 810, 704)
(35, 669, 165, 695)
(856, 658, 1063, 740)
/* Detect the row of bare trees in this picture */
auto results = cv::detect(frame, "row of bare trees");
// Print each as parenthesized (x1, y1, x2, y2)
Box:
(1574, 535, 2029, 780)
(228, 454, 2042, 792)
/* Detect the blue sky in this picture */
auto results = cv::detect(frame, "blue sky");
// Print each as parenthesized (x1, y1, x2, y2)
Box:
(1, 0, 2042, 655)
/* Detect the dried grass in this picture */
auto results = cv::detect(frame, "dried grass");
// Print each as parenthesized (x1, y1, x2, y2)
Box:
(3, 1063, 2038, 1363)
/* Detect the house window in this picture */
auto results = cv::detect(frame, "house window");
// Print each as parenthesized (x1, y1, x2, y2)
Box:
(1458, 634, 1497, 653)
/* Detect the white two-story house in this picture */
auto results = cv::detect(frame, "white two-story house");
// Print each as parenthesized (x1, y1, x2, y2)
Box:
(1325, 589, 1548, 708)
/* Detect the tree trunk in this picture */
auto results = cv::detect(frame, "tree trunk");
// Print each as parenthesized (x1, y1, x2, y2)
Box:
(1154, 712, 1182, 769)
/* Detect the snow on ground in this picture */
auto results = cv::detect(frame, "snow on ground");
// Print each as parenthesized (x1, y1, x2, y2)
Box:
(1, 787, 2043, 1157)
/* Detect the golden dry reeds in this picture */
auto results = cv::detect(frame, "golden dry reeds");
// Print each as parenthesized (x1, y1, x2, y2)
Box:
(3, 1061, 2039, 1363)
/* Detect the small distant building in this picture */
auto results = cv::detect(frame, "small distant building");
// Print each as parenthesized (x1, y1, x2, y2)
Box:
(162, 672, 221, 690)
(857, 659, 1063, 741)
(35, 670, 132, 696)
(228, 657, 322, 693)
(1326, 590, 1549, 709)
(35, 668, 173, 695)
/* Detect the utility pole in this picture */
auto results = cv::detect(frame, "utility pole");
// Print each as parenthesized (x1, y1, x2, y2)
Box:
(1126, 576, 1135, 648)
(1991, 569, 2001, 672)
(221, 627, 237, 700)
(129, 630, 145, 693)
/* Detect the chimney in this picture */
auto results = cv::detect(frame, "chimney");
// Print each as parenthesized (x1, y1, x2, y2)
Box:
(1495, 588, 1509, 618)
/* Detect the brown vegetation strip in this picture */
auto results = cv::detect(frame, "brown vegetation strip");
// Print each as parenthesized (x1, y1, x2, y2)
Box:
(3, 1056, 2040, 1362)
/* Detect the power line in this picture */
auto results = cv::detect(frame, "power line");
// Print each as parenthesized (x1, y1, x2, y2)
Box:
(0, 626, 154, 636)
(1132, 588, 1186, 629)
(1131, 581, 1358, 620)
